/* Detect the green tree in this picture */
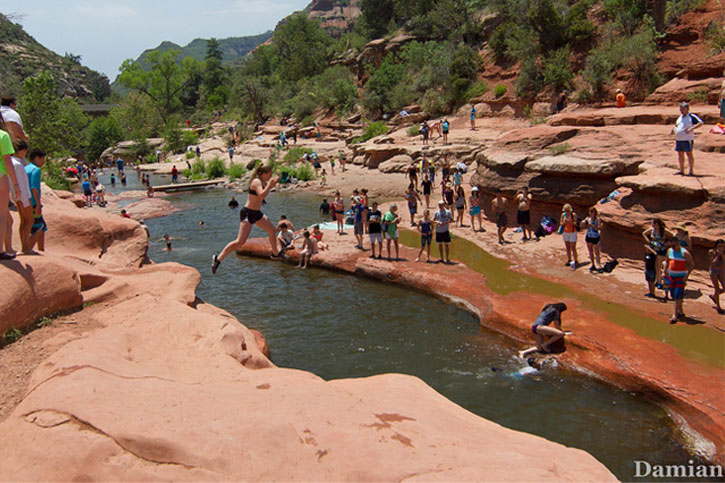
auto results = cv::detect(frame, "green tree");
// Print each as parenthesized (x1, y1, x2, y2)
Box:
(360, 0, 396, 38)
(117, 49, 204, 123)
(85, 116, 124, 161)
(19, 71, 88, 156)
(202, 38, 228, 109)
(272, 14, 333, 83)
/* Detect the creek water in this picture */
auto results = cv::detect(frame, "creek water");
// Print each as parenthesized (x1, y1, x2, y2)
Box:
(104, 170, 713, 481)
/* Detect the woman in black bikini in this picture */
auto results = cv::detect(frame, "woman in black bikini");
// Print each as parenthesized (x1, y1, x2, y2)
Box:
(212, 166, 280, 273)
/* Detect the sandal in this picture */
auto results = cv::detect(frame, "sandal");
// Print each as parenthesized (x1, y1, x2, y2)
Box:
(669, 315, 678, 324)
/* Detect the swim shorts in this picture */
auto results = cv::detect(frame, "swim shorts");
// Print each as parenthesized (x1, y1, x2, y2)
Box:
(516, 210, 530, 226)
(369, 233, 382, 244)
(665, 275, 685, 300)
(421, 233, 432, 247)
(384, 229, 399, 240)
(469, 206, 481, 216)
(435, 230, 451, 244)
(675, 140, 694, 152)
(562, 231, 577, 243)
(354, 222, 364, 235)
(585, 235, 601, 245)
(240, 207, 264, 224)
(496, 212, 507, 228)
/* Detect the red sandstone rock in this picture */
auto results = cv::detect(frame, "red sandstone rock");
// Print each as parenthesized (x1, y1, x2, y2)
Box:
(124, 197, 180, 220)
(0, 256, 82, 334)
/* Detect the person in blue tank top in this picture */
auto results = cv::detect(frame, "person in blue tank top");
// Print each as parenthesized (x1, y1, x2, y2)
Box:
(583, 207, 603, 272)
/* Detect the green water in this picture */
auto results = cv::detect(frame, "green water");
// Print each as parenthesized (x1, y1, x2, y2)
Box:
(399, 230, 725, 368)
(99, 171, 717, 480)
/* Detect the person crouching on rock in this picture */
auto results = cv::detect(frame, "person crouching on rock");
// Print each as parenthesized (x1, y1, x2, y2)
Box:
(520, 303, 568, 358)
(211, 166, 281, 274)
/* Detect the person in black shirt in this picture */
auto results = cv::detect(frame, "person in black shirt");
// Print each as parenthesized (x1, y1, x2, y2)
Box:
(421, 174, 432, 208)
(367, 201, 383, 259)
(319, 199, 330, 216)
(228, 197, 239, 209)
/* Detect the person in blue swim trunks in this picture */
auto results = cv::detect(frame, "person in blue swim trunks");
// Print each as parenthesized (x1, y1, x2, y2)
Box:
(469, 186, 482, 232)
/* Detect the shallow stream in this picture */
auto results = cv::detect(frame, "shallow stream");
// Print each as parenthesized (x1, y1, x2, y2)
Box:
(103, 170, 714, 480)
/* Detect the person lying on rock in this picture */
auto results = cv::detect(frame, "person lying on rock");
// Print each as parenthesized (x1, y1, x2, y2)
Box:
(519, 303, 568, 358)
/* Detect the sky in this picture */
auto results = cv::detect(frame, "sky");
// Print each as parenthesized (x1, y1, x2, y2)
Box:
(1, 0, 312, 80)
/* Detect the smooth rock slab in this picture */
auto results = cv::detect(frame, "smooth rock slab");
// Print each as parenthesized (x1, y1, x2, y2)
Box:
(525, 155, 626, 178)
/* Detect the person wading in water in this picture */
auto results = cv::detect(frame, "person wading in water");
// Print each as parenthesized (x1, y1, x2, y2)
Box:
(211, 166, 282, 273)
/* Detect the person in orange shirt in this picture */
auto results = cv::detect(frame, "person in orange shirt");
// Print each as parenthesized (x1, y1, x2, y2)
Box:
(615, 89, 626, 108)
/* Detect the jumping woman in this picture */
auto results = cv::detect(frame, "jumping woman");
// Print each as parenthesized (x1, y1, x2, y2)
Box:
(211, 166, 281, 274)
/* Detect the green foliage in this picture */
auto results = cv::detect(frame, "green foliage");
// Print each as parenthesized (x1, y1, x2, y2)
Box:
(2, 328, 22, 345)
(407, 123, 420, 136)
(665, 0, 706, 27)
(360, 0, 397, 38)
(145, 153, 158, 164)
(272, 14, 333, 83)
(493, 84, 507, 98)
(421, 89, 447, 116)
(191, 158, 206, 176)
(283, 147, 314, 164)
(465, 81, 488, 101)
(163, 120, 185, 154)
(542, 47, 574, 91)
(583, 48, 615, 99)
(604, 0, 648, 35)
(548, 143, 572, 155)
(706, 21, 725, 55)
(85, 116, 123, 161)
(315, 66, 358, 113)
(363, 54, 406, 114)
(278, 162, 316, 181)
(185, 151, 196, 159)
(515, 59, 543, 98)
(227, 162, 247, 181)
(356, 121, 389, 143)
(110, 92, 162, 141)
(687, 87, 709, 103)
(206, 157, 227, 178)
(42, 160, 71, 191)
(182, 130, 199, 146)
(19, 71, 89, 157)
(118, 49, 204, 123)
(201, 38, 227, 109)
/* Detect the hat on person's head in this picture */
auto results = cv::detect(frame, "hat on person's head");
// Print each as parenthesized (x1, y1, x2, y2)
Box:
(139, 219, 145, 224)
(438, 200, 445, 205)
(680, 101, 689, 109)
(472, 186, 479, 191)
(616, 88, 621, 93)
(675, 223, 688, 232)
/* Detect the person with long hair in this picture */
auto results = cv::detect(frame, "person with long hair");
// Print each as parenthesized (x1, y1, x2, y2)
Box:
(454, 186, 466, 227)
(405, 183, 421, 226)
(0, 112, 22, 260)
(560, 204, 579, 269)
(643, 218, 673, 289)
(583, 207, 602, 272)
(333, 191, 345, 234)
(211, 166, 281, 273)
(469, 186, 482, 232)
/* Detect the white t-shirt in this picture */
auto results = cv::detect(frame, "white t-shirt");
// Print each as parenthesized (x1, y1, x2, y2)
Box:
(0, 106, 24, 131)
(433, 209, 453, 233)
(10, 156, 31, 206)
(675, 113, 702, 142)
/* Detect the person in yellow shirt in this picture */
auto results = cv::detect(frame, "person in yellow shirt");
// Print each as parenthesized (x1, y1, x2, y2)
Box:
(615, 89, 626, 108)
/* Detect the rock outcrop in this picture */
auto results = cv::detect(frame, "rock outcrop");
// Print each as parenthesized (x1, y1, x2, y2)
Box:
(0, 186, 618, 481)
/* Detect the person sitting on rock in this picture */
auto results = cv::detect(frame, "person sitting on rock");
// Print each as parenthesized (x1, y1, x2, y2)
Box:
(297, 230, 318, 269)
(519, 303, 568, 358)
(615, 89, 626, 108)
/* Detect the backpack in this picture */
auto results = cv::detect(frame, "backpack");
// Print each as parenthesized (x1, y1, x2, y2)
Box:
(602, 259, 619, 273)
(541, 216, 556, 234)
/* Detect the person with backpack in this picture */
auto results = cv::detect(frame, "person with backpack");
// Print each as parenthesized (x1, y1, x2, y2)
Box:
(670, 102, 704, 176)
(420, 121, 429, 146)
(441, 119, 450, 145)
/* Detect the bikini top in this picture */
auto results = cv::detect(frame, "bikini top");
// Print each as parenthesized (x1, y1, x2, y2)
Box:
(248, 186, 267, 204)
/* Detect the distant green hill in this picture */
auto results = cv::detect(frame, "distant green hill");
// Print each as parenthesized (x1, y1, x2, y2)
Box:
(0, 13, 110, 101)
(111, 32, 272, 95)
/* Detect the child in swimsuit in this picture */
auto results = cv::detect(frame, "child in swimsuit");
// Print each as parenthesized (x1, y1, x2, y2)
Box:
(312, 225, 328, 250)
(298, 231, 318, 269)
